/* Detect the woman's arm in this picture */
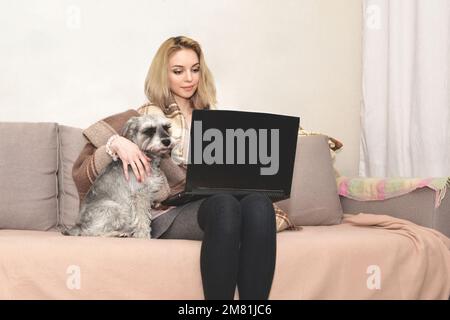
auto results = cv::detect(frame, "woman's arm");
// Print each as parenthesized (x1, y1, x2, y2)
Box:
(72, 142, 112, 203)
(72, 141, 173, 205)
(72, 109, 140, 203)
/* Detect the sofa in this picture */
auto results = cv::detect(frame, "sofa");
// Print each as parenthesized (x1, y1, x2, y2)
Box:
(0, 121, 449, 300)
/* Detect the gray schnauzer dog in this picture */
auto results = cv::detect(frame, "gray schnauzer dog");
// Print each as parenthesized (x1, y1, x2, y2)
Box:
(62, 114, 175, 239)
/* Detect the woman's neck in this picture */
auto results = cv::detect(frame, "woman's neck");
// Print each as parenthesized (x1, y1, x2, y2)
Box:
(173, 95, 193, 114)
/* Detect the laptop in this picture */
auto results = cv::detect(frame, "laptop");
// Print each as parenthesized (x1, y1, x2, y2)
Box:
(161, 109, 300, 206)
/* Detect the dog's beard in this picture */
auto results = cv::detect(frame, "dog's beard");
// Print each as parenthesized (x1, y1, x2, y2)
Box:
(145, 146, 172, 158)
(142, 136, 176, 158)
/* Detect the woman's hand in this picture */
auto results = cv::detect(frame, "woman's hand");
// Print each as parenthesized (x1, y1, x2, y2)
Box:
(110, 136, 151, 182)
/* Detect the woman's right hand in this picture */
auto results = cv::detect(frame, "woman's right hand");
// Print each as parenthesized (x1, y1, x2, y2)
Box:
(110, 136, 151, 182)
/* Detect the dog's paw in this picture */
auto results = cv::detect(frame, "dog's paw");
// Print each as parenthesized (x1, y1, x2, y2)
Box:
(118, 233, 130, 238)
(132, 230, 151, 239)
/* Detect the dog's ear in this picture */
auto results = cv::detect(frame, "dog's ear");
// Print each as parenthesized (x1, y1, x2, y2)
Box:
(121, 117, 139, 140)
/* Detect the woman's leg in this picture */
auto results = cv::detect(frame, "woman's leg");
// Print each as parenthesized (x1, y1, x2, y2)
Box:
(157, 199, 206, 240)
(197, 193, 241, 300)
(237, 192, 277, 300)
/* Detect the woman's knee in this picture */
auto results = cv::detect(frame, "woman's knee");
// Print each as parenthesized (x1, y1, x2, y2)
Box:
(240, 193, 273, 216)
(240, 193, 276, 232)
(197, 193, 241, 234)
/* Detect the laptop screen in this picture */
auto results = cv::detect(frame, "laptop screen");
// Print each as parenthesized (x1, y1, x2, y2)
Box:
(185, 110, 300, 196)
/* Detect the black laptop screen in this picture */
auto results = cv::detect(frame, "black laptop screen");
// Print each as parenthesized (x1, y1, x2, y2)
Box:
(185, 110, 299, 196)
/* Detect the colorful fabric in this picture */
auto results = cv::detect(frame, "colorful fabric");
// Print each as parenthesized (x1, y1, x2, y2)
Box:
(337, 176, 450, 208)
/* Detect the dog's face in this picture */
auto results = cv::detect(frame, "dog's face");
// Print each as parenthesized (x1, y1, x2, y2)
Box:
(121, 115, 176, 157)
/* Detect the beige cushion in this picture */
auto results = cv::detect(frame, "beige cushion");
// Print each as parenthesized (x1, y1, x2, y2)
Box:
(276, 135, 343, 226)
(58, 125, 85, 228)
(0, 122, 58, 230)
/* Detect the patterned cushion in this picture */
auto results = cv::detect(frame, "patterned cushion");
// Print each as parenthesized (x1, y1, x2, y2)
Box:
(274, 203, 301, 232)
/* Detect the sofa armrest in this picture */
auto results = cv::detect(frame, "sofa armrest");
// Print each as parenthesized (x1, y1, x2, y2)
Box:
(341, 187, 450, 238)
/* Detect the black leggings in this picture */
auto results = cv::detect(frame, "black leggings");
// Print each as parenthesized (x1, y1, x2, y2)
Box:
(197, 192, 277, 300)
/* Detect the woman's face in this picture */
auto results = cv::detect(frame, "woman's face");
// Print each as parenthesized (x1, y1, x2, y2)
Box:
(168, 48, 200, 101)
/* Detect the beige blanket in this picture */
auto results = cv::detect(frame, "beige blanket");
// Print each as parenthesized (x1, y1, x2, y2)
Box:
(0, 213, 449, 299)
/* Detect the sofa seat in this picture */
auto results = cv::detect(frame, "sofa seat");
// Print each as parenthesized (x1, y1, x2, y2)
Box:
(1, 213, 449, 300)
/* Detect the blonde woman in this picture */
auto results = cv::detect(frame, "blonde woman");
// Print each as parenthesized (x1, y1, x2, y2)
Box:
(73, 36, 276, 300)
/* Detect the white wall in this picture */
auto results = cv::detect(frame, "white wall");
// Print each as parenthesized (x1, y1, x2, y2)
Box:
(0, 0, 362, 176)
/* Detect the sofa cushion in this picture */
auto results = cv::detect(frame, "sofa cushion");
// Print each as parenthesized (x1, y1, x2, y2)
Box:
(276, 135, 343, 226)
(58, 125, 86, 228)
(0, 122, 58, 230)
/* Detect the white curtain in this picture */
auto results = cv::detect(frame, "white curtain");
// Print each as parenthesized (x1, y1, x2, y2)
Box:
(360, 0, 450, 178)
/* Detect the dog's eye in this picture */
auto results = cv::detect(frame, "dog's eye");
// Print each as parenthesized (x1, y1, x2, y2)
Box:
(143, 127, 156, 136)
(163, 124, 171, 132)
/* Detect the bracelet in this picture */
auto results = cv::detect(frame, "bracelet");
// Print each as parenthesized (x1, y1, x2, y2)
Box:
(105, 134, 119, 161)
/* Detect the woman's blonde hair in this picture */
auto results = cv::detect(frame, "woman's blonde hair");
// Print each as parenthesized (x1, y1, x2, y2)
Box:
(144, 36, 217, 110)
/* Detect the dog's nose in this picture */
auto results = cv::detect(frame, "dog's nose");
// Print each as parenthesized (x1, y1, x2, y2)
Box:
(161, 138, 171, 147)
